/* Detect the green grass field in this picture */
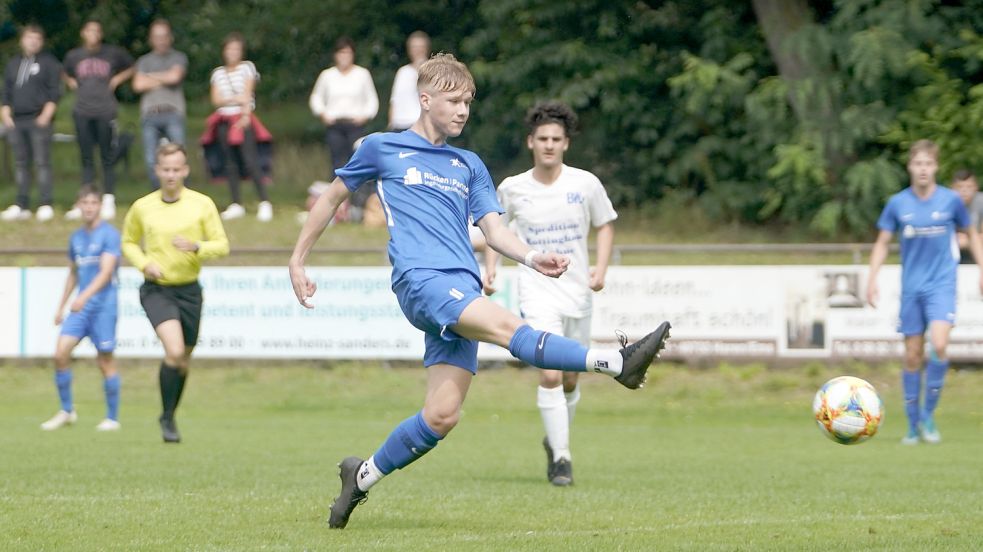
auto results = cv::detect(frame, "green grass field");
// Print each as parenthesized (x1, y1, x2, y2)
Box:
(3, 360, 983, 550)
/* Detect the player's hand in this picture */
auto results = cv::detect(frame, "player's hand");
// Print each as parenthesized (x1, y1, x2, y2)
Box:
(589, 267, 606, 292)
(54, 310, 64, 326)
(234, 114, 251, 129)
(172, 236, 199, 253)
(322, 114, 336, 126)
(289, 263, 317, 309)
(144, 263, 164, 281)
(482, 268, 497, 296)
(866, 279, 879, 308)
(1, 114, 14, 128)
(70, 297, 86, 313)
(532, 252, 569, 278)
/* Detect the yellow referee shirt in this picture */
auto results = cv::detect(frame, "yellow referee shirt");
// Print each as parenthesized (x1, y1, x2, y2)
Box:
(122, 188, 230, 285)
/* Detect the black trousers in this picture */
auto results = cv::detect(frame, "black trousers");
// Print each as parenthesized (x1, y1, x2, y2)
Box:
(73, 112, 115, 194)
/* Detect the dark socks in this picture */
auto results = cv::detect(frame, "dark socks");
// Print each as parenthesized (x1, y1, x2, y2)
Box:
(159, 362, 187, 420)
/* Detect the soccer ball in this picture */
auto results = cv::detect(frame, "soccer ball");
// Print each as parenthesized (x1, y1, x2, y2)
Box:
(812, 376, 883, 445)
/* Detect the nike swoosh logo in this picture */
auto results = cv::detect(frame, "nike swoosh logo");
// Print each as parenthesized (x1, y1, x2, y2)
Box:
(398, 152, 418, 158)
(537, 333, 547, 350)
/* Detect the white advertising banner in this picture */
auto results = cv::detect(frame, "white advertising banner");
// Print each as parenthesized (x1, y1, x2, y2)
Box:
(4, 265, 983, 360)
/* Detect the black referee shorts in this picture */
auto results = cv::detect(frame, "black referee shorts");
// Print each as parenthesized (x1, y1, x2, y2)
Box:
(140, 281, 203, 347)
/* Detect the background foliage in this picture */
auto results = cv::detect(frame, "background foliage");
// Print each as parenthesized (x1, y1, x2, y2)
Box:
(3, 0, 983, 237)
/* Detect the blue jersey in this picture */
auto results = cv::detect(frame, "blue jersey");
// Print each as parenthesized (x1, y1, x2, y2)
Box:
(877, 186, 969, 294)
(68, 222, 121, 310)
(336, 130, 503, 283)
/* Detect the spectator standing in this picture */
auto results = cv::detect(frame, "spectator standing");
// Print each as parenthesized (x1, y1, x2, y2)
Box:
(0, 25, 61, 222)
(309, 37, 379, 219)
(208, 32, 272, 221)
(952, 169, 983, 264)
(388, 31, 430, 131)
(62, 19, 134, 221)
(132, 19, 187, 190)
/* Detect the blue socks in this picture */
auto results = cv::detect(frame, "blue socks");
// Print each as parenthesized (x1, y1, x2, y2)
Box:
(104, 374, 121, 421)
(373, 411, 443, 475)
(902, 370, 921, 435)
(55, 369, 73, 412)
(508, 324, 587, 372)
(924, 359, 949, 417)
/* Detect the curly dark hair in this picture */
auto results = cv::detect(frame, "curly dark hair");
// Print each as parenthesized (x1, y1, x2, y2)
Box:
(524, 101, 577, 136)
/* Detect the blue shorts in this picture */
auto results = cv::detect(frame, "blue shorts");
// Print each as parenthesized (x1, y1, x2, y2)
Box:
(898, 287, 956, 336)
(60, 305, 117, 353)
(393, 268, 483, 373)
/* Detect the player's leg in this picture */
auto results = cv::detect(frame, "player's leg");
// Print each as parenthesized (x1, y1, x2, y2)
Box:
(920, 287, 956, 443)
(141, 282, 185, 442)
(452, 296, 670, 389)
(42, 334, 82, 430)
(899, 293, 926, 444)
(92, 309, 121, 430)
(330, 359, 474, 529)
(524, 307, 572, 484)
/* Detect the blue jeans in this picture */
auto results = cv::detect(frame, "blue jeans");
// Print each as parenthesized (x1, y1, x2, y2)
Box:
(8, 118, 53, 208)
(141, 111, 186, 189)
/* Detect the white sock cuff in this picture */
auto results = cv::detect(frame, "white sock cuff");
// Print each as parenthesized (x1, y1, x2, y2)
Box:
(357, 456, 385, 492)
(537, 385, 566, 409)
(585, 349, 623, 376)
(564, 384, 581, 406)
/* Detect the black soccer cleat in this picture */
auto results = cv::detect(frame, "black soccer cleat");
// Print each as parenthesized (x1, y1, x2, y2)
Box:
(542, 437, 555, 482)
(159, 416, 181, 443)
(550, 458, 573, 487)
(615, 321, 671, 390)
(328, 456, 369, 529)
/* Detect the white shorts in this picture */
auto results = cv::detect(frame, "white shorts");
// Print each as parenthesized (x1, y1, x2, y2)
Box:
(522, 306, 592, 347)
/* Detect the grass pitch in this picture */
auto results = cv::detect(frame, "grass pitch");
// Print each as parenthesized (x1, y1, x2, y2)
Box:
(3, 360, 983, 551)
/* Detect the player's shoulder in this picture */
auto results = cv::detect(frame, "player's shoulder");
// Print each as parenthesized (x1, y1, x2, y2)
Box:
(562, 165, 604, 187)
(445, 144, 487, 168)
(499, 169, 534, 191)
(183, 188, 220, 208)
(130, 190, 160, 211)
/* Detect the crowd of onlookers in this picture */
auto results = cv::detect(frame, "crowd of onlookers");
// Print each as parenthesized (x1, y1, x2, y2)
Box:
(1, 19, 431, 224)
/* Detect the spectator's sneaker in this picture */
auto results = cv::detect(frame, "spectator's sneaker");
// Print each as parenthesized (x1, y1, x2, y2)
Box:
(328, 456, 369, 529)
(257, 201, 273, 222)
(1, 205, 31, 221)
(64, 207, 82, 220)
(95, 418, 121, 431)
(550, 458, 573, 487)
(35, 205, 54, 222)
(542, 437, 556, 481)
(221, 203, 246, 220)
(900, 429, 920, 445)
(160, 416, 181, 443)
(100, 194, 116, 220)
(615, 321, 671, 389)
(919, 417, 941, 444)
(41, 410, 77, 431)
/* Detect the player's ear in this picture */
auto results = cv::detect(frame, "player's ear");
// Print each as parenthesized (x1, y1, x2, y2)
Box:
(419, 91, 431, 112)
(526, 134, 534, 151)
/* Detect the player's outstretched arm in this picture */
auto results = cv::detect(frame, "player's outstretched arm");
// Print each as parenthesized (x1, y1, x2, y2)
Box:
(866, 230, 893, 307)
(288, 178, 351, 308)
(476, 212, 569, 278)
(590, 222, 615, 291)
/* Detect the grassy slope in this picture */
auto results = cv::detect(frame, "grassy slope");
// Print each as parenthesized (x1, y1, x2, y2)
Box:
(3, 361, 982, 550)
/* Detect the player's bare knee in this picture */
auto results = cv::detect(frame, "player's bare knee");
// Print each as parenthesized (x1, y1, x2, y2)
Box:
(423, 406, 461, 436)
(54, 351, 71, 369)
(539, 371, 562, 388)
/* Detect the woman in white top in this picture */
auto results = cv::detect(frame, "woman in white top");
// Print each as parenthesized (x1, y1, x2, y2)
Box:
(209, 32, 271, 221)
(308, 37, 378, 214)
(388, 31, 430, 131)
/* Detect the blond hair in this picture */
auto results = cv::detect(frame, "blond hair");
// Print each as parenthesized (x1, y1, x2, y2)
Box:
(908, 139, 939, 163)
(156, 142, 187, 162)
(417, 53, 476, 95)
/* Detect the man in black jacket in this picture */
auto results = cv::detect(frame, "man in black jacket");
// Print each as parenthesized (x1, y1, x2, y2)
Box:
(1, 25, 61, 222)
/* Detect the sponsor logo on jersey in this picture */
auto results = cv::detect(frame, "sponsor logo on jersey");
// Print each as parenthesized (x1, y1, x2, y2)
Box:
(403, 167, 423, 185)
(450, 158, 465, 168)
(567, 192, 585, 204)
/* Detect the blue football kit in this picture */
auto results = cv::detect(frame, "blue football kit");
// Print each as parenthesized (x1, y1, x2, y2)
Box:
(878, 184, 970, 438)
(60, 222, 121, 352)
(877, 185, 969, 335)
(336, 130, 503, 373)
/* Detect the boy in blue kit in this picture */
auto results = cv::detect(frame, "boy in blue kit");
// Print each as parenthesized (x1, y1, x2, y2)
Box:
(867, 140, 983, 445)
(42, 186, 122, 431)
(289, 54, 671, 529)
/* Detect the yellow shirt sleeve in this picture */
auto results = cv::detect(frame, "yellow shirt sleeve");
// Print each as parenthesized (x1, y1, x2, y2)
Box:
(196, 195, 230, 260)
(121, 199, 150, 271)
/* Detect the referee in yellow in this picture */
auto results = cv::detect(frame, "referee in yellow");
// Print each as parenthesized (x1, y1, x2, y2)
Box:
(122, 143, 229, 443)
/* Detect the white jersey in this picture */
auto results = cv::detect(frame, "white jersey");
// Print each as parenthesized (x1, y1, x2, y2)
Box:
(497, 164, 617, 318)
